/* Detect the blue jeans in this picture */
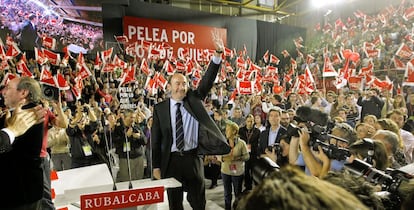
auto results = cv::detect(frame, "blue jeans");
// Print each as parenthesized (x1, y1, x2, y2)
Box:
(221, 173, 244, 210)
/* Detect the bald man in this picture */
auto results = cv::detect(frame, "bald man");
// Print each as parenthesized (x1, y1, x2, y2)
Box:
(152, 35, 230, 210)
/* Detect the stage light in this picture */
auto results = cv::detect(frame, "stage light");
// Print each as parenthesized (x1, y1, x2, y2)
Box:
(28, 0, 59, 16)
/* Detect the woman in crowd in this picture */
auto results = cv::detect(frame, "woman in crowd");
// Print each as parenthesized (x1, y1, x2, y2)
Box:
(221, 121, 249, 210)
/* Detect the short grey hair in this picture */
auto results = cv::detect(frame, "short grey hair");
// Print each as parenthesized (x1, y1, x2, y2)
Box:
(16, 77, 42, 104)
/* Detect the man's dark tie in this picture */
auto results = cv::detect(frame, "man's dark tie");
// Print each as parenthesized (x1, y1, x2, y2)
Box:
(175, 103, 184, 151)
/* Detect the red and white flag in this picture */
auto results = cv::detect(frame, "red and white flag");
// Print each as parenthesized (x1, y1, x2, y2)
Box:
(16, 60, 33, 78)
(42, 36, 56, 50)
(237, 81, 253, 95)
(112, 54, 127, 69)
(403, 6, 414, 21)
(1, 73, 17, 86)
(140, 59, 151, 76)
(404, 58, 414, 86)
(72, 77, 83, 100)
(34, 47, 47, 65)
(163, 60, 175, 76)
(393, 56, 406, 70)
(0, 38, 5, 59)
(43, 49, 61, 65)
(94, 52, 102, 70)
(5, 42, 21, 59)
(270, 54, 280, 65)
(395, 43, 413, 59)
(119, 65, 136, 86)
(77, 63, 92, 80)
(39, 66, 57, 87)
(101, 48, 113, 63)
(263, 50, 269, 63)
(56, 72, 70, 90)
(322, 57, 338, 77)
(365, 48, 381, 58)
(348, 76, 363, 91)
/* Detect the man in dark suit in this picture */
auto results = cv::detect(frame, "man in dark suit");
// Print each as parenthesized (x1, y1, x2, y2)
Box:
(238, 114, 261, 191)
(258, 108, 287, 155)
(20, 14, 40, 57)
(0, 77, 45, 209)
(152, 35, 230, 210)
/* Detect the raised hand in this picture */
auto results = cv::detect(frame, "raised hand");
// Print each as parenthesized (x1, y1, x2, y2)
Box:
(5, 104, 45, 137)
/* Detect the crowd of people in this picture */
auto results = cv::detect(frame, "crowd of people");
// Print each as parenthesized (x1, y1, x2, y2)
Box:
(1, 0, 414, 210)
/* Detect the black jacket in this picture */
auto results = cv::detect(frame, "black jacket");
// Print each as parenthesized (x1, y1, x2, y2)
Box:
(152, 60, 231, 177)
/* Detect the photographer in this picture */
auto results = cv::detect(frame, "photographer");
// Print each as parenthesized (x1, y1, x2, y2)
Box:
(262, 134, 290, 167)
(348, 139, 389, 170)
(66, 102, 100, 168)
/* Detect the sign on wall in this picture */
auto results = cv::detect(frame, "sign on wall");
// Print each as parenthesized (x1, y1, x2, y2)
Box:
(123, 16, 227, 61)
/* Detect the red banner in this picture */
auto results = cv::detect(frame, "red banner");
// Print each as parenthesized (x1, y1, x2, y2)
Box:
(123, 16, 227, 61)
(80, 186, 164, 210)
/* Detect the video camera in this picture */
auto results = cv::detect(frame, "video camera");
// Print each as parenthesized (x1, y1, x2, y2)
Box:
(252, 157, 280, 185)
(287, 106, 351, 161)
(345, 159, 413, 208)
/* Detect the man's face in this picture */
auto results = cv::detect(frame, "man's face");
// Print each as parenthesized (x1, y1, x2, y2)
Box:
(268, 110, 281, 127)
(170, 74, 187, 101)
(280, 113, 290, 128)
(3, 78, 25, 108)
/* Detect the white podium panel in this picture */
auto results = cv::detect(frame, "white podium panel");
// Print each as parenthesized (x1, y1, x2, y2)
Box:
(52, 164, 181, 209)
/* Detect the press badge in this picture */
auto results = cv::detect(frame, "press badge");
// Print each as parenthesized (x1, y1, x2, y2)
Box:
(82, 145, 92, 156)
(123, 142, 131, 152)
(230, 164, 237, 174)
(247, 144, 251, 153)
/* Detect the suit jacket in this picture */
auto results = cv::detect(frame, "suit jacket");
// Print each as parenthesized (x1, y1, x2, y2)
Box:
(20, 21, 39, 50)
(258, 126, 287, 155)
(0, 103, 44, 207)
(152, 60, 231, 177)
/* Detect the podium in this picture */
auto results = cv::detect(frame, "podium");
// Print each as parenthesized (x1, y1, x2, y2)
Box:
(52, 164, 181, 209)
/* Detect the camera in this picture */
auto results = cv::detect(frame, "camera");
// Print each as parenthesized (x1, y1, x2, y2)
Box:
(41, 84, 60, 101)
(266, 143, 283, 162)
(252, 157, 280, 185)
(345, 159, 413, 208)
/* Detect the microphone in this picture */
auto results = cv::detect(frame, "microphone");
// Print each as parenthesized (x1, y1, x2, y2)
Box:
(101, 113, 117, 191)
(120, 116, 134, 189)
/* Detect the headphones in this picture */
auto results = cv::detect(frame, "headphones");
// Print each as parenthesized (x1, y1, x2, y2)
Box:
(362, 138, 375, 165)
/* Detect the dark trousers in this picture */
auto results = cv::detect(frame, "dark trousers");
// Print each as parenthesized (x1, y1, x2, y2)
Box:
(222, 173, 244, 210)
(243, 157, 254, 190)
(165, 152, 206, 210)
(41, 155, 55, 210)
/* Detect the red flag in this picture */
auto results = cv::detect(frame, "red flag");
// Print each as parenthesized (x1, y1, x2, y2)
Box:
(404, 58, 414, 86)
(42, 36, 56, 50)
(403, 6, 414, 21)
(101, 48, 113, 63)
(16, 61, 33, 78)
(322, 57, 338, 77)
(163, 60, 175, 76)
(175, 61, 185, 72)
(39, 66, 57, 87)
(94, 52, 102, 70)
(5, 42, 21, 59)
(77, 63, 92, 80)
(236, 56, 245, 69)
(101, 63, 116, 73)
(71, 77, 83, 100)
(43, 49, 61, 65)
(263, 50, 269, 63)
(1, 73, 17, 86)
(359, 61, 374, 77)
(225, 61, 234, 73)
(156, 73, 168, 90)
(395, 43, 413, 59)
(112, 54, 127, 69)
(56, 72, 70, 90)
(237, 81, 253, 95)
(331, 53, 342, 65)
(393, 56, 405, 70)
(0, 38, 5, 59)
(364, 49, 381, 58)
(224, 47, 233, 58)
(119, 65, 136, 86)
(185, 60, 194, 76)
(140, 59, 151, 76)
(270, 54, 280, 65)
